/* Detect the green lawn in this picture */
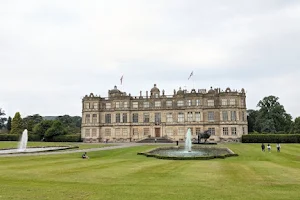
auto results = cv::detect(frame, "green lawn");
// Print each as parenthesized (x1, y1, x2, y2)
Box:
(0, 143, 300, 200)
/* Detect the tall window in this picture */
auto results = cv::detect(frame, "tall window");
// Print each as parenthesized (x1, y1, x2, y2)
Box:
(133, 128, 138, 136)
(92, 129, 97, 137)
(240, 99, 245, 107)
(178, 127, 185, 135)
(143, 102, 149, 108)
(187, 112, 193, 122)
(221, 99, 227, 106)
(231, 127, 237, 135)
(242, 127, 246, 135)
(144, 128, 150, 136)
(85, 114, 90, 123)
(115, 128, 121, 136)
(166, 128, 173, 136)
(85, 129, 90, 137)
(106, 103, 111, 109)
(223, 127, 229, 135)
(177, 100, 184, 106)
(231, 111, 236, 121)
(208, 111, 214, 121)
(167, 113, 173, 122)
(85, 103, 90, 109)
(132, 113, 138, 123)
(195, 112, 201, 122)
(196, 128, 201, 135)
(115, 102, 120, 108)
(123, 102, 128, 108)
(207, 100, 214, 106)
(132, 102, 138, 109)
(222, 111, 228, 121)
(155, 101, 161, 107)
(122, 128, 128, 136)
(116, 113, 121, 123)
(208, 128, 215, 135)
(105, 128, 111, 136)
(196, 99, 201, 106)
(92, 114, 97, 123)
(123, 113, 127, 123)
(155, 113, 161, 124)
(93, 102, 98, 109)
(178, 113, 184, 122)
(187, 100, 192, 106)
(143, 113, 150, 123)
(166, 101, 172, 107)
(230, 99, 236, 106)
(242, 111, 245, 121)
(105, 114, 111, 123)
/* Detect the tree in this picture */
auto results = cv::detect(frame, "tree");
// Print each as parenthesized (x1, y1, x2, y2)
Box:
(33, 120, 54, 139)
(247, 109, 259, 132)
(0, 108, 7, 129)
(255, 96, 292, 133)
(7, 117, 12, 131)
(11, 112, 23, 134)
(57, 115, 81, 134)
(292, 117, 300, 134)
(23, 114, 43, 131)
(44, 121, 67, 141)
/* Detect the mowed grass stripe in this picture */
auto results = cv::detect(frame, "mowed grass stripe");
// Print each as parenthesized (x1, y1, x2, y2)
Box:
(1, 144, 300, 200)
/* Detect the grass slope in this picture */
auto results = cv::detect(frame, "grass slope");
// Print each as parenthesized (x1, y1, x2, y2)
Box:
(0, 143, 300, 200)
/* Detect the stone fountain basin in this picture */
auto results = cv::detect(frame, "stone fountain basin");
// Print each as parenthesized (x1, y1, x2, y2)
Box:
(0, 146, 78, 155)
(138, 146, 238, 160)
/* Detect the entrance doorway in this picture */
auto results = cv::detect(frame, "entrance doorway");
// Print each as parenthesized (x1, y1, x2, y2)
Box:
(155, 128, 160, 137)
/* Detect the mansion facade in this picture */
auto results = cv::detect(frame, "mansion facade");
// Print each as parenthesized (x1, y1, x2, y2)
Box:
(81, 84, 248, 143)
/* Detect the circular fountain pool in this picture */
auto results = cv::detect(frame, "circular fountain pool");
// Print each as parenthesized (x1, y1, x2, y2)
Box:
(0, 146, 76, 155)
(138, 146, 238, 160)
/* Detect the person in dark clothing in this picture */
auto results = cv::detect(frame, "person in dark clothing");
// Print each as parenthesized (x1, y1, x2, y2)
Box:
(277, 143, 281, 152)
(261, 143, 265, 152)
(82, 152, 89, 159)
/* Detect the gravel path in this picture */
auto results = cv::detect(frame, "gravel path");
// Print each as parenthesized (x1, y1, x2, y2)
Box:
(0, 143, 172, 157)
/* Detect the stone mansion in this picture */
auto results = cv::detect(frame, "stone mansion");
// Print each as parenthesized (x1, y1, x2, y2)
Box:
(81, 84, 248, 143)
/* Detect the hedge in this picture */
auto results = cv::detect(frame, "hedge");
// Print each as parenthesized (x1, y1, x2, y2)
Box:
(242, 134, 300, 143)
(0, 134, 41, 141)
(51, 134, 82, 142)
(0, 134, 81, 142)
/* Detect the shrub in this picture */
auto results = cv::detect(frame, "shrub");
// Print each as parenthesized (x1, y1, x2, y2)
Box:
(51, 134, 82, 142)
(242, 134, 300, 143)
(0, 134, 19, 141)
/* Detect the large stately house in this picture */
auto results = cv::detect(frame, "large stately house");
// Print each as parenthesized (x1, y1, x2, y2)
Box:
(81, 84, 248, 143)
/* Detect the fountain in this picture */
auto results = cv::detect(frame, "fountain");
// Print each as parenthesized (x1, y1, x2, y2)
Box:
(185, 128, 192, 152)
(18, 129, 28, 152)
(138, 128, 238, 160)
(0, 129, 77, 155)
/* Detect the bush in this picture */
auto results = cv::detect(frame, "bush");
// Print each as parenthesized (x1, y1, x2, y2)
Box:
(0, 134, 19, 141)
(51, 134, 82, 142)
(242, 134, 300, 143)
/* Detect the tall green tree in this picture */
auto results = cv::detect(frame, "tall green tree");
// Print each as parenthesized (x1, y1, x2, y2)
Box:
(7, 116, 12, 131)
(33, 120, 54, 139)
(0, 108, 7, 129)
(23, 114, 43, 131)
(11, 112, 23, 134)
(57, 115, 81, 134)
(292, 117, 300, 134)
(247, 109, 259, 132)
(44, 121, 67, 141)
(255, 96, 292, 133)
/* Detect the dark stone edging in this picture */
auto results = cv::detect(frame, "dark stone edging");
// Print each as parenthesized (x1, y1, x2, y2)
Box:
(137, 146, 238, 160)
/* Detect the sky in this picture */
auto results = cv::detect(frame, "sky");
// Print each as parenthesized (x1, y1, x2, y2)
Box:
(0, 0, 300, 119)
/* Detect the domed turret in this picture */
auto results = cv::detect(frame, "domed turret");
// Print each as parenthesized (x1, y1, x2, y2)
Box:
(177, 87, 184, 95)
(109, 86, 122, 97)
(150, 84, 160, 98)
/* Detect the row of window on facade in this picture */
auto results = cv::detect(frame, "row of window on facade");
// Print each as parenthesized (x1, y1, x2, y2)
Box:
(84, 111, 245, 124)
(84, 98, 245, 109)
(84, 127, 246, 137)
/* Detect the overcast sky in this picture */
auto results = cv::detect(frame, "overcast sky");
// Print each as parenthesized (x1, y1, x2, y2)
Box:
(1, 0, 300, 119)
